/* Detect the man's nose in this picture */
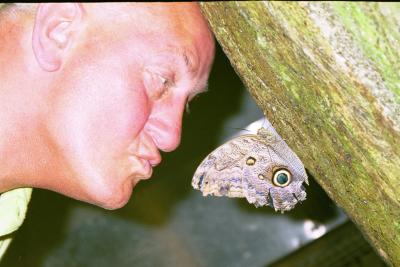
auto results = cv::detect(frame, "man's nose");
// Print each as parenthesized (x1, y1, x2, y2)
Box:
(145, 107, 183, 153)
(158, 119, 182, 152)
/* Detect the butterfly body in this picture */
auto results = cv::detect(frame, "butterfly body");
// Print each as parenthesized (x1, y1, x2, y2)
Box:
(192, 123, 308, 213)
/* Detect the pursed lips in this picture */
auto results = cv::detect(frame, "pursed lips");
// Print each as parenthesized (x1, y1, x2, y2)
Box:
(128, 152, 161, 180)
(127, 133, 162, 179)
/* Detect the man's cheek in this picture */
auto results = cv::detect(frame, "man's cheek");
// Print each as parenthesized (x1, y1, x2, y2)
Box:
(85, 87, 150, 148)
(84, 110, 144, 161)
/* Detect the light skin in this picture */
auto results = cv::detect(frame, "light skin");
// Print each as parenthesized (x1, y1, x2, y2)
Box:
(0, 3, 215, 209)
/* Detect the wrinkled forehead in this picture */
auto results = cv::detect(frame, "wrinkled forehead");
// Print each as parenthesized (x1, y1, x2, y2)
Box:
(125, 3, 210, 38)
(92, 3, 215, 84)
(130, 3, 215, 81)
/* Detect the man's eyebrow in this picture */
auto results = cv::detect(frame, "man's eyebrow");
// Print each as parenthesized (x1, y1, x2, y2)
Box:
(181, 50, 198, 75)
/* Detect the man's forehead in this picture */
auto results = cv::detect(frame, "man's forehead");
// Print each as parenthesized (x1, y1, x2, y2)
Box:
(165, 46, 199, 75)
(108, 3, 214, 94)
(133, 3, 209, 38)
(126, 3, 201, 16)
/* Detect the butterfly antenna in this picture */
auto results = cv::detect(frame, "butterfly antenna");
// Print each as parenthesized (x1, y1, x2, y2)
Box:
(230, 127, 251, 133)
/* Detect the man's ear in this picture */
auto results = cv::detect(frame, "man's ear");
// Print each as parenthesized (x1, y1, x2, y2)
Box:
(32, 3, 84, 72)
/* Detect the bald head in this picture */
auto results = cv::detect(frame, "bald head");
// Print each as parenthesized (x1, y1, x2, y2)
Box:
(0, 3, 215, 209)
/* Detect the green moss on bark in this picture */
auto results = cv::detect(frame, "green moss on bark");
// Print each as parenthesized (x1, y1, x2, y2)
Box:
(200, 2, 400, 266)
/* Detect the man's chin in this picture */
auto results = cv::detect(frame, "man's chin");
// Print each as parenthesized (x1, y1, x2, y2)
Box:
(37, 170, 152, 210)
(78, 177, 140, 210)
(97, 195, 131, 210)
(136, 167, 153, 180)
(96, 162, 156, 209)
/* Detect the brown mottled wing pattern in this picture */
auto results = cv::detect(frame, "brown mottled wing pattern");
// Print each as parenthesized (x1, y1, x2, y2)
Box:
(192, 126, 308, 213)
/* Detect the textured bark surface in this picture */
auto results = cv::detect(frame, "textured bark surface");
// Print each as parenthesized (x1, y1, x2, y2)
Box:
(200, 2, 400, 266)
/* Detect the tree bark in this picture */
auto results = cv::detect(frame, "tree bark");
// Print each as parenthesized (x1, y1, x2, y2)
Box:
(200, 2, 400, 266)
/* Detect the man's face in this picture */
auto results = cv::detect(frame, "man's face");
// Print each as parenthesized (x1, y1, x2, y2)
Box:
(44, 4, 215, 209)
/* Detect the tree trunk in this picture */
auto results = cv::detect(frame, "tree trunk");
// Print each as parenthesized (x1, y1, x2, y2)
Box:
(200, 2, 400, 266)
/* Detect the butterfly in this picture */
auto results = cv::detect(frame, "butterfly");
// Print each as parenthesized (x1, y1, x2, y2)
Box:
(192, 119, 308, 213)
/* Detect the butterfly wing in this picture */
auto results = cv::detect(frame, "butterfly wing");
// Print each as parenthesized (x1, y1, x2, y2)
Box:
(192, 128, 308, 212)
(256, 127, 308, 211)
(192, 134, 258, 199)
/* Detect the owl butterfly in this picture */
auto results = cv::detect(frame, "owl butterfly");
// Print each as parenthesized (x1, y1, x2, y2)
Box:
(192, 118, 308, 213)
